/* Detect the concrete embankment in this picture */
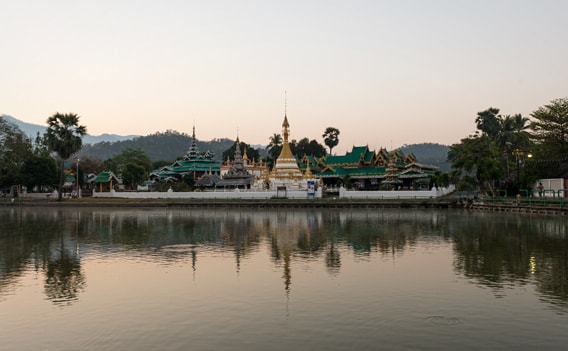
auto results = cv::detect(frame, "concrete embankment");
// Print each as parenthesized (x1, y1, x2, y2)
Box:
(1, 197, 454, 209)
(470, 202, 568, 215)
(3, 197, 566, 215)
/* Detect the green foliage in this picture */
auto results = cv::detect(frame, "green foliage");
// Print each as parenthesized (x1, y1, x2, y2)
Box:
(266, 133, 282, 163)
(106, 148, 153, 173)
(182, 174, 195, 189)
(45, 113, 87, 161)
(0, 116, 33, 187)
(44, 113, 87, 200)
(322, 127, 340, 155)
(222, 141, 261, 162)
(449, 134, 502, 195)
(530, 97, 568, 178)
(22, 155, 58, 190)
(450, 106, 534, 195)
(475, 108, 501, 138)
(290, 138, 326, 158)
(430, 171, 450, 188)
(121, 163, 147, 189)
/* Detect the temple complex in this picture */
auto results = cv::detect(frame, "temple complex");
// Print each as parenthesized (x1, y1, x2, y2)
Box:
(139, 112, 436, 193)
(149, 126, 221, 182)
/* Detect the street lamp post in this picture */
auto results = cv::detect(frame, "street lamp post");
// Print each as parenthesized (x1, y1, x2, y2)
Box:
(76, 158, 80, 198)
(512, 149, 522, 185)
(512, 148, 533, 189)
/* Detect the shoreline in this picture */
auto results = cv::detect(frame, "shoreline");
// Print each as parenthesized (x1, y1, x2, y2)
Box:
(1, 197, 566, 214)
(0, 197, 453, 209)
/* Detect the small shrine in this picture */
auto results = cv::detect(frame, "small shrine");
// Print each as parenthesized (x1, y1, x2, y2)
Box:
(215, 137, 255, 189)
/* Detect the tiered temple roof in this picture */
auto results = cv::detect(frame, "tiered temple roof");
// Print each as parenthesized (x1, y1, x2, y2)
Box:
(149, 126, 221, 182)
(317, 145, 437, 190)
(216, 137, 255, 188)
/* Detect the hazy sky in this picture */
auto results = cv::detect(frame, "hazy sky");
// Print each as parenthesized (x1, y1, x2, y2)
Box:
(2, 0, 567, 152)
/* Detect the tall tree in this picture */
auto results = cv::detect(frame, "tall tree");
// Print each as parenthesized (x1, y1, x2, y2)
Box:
(121, 163, 147, 189)
(290, 137, 326, 158)
(266, 133, 283, 163)
(105, 148, 153, 173)
(448, 134, 502, 195)
(496, 114, 532, 179)
(530, 97, 568, 177)
(322, 127, 340, 155)
(0, 116, 33, 191)
(45, 113, 87, 200)
(475, 108, 501, 138)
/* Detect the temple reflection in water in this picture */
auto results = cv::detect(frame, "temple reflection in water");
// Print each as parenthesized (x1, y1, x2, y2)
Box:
(1, 207, 567, 311)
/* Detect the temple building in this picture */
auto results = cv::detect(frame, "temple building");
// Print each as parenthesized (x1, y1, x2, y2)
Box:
(215, 137, 255, 189)
(149, 126, 221, 183)
(220, 139, 268, 179)
(317, 145, 438, 190)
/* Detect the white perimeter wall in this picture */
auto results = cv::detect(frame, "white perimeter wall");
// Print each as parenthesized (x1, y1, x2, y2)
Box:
(531, 178, 566, 198)
(93, 188, 323, 199)
(339, 185, 455, 199)
(91, 185, 455, 200)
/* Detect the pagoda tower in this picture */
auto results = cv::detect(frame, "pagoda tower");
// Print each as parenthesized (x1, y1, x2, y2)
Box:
(269, 114, 304, 188)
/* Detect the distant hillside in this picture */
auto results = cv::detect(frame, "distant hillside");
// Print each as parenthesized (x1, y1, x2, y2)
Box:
(78, 130, 236, 162)
(1, 114, 140, 144)
(399, 143, 450, 171)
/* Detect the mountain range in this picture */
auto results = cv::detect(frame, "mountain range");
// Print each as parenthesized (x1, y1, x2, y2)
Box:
(1, 114, 140, 144)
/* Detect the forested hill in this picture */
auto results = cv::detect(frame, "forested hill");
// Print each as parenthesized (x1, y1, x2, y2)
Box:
(399, 143, 450, 171)
(78, 130, 235, 162)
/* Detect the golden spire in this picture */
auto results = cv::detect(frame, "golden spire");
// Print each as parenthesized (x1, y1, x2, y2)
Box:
(278, 113, 294, 159)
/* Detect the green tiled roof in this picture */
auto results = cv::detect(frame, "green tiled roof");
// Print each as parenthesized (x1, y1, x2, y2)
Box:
(94, 171, 119, 183)
(318, 166, 387, 178)
(325, 145, 375, 166)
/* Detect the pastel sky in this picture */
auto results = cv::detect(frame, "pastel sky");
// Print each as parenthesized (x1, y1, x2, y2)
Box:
(2, 0, 567, 152)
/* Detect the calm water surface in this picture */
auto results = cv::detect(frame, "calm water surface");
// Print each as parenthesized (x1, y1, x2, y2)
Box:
(1, 207, 567, 350)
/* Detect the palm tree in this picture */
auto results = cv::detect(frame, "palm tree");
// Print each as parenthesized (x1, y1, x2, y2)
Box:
(45, 113, 87, 200)
(322, 127, 340, 155)
(496, 114, 531, 179)
(266, 133, 282, 162)
(511, 113, 531, 149)
(475, 108, 501, 138)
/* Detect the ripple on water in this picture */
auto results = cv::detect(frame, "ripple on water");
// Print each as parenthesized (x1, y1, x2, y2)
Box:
(426, 315, 463, 326)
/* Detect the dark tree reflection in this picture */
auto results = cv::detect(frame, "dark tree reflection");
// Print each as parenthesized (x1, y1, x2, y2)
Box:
(452, 213, 568, 307)
(44, 248, 85, 306)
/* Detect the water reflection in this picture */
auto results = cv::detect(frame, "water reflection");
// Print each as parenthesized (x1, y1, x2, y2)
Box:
(451, 212, 568, 310)
(1, 207, 567, 311)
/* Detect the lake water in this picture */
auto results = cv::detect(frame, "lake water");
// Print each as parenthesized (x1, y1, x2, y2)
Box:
(1, 207, 567, 350)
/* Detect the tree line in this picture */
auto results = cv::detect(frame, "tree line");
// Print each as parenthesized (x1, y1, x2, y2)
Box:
(448, 97, 568, 195)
